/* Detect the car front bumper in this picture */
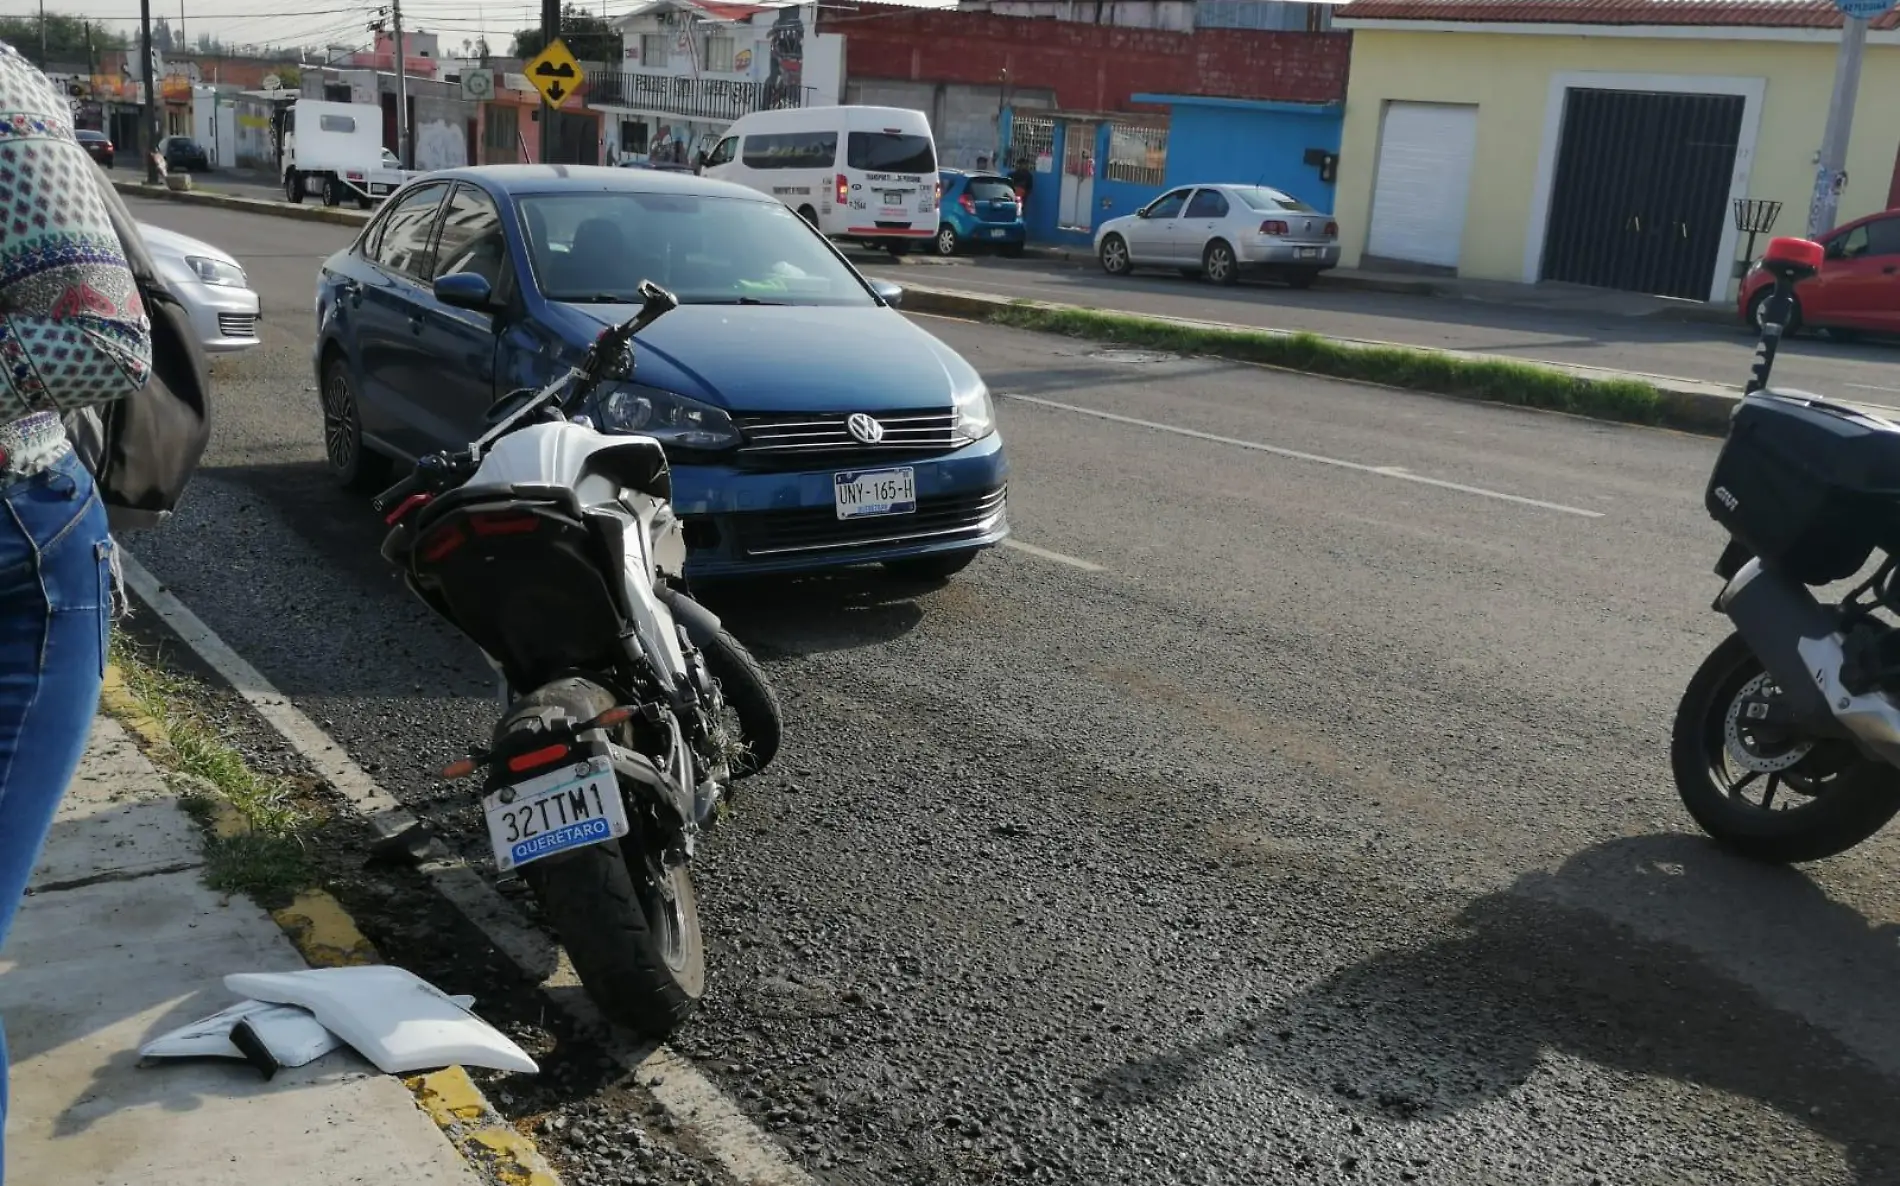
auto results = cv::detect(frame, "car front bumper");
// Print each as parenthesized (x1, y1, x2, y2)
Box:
(1239, 241, 1341, 269)
(180, 280, 263, 353)
(672, 432, 1009, 578)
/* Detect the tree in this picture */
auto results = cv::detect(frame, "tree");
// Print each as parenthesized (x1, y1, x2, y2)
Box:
(152, 16, 172, 53)
(512, 5, 619, 62)
(0, 13, 125, 65)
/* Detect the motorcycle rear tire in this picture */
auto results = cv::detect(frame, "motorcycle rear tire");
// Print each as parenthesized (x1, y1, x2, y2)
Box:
(1670, 632, 1900, 863)
(505, 679, 706, 1036)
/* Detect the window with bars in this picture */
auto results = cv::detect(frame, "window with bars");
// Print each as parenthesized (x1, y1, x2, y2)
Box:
(640, 34, 668, 66)
(483, 105, 517, 154)
(1104, 122, 1167, 186)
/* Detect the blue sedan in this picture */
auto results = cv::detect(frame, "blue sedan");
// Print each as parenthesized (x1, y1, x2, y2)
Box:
(313, 165, 1008, 580)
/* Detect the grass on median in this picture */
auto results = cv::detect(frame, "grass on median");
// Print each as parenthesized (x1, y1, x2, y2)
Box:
(110, 637, 314, 905)
(984, 302, 1667, 425)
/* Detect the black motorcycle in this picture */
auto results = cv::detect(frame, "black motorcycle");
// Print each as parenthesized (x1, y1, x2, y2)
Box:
(1673, 236, 1900, 863)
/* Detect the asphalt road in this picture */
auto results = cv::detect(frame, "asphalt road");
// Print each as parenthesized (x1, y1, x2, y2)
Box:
(858, 252, 1900, 408)
(123, 197, 1900, 1185)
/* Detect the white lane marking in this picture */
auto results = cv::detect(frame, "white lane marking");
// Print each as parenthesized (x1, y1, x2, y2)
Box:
(1003, 539, 1105, 571)
(118, 550, 818, 1186)
(1847, 382, 1900, 394)
(1004, 393, 1605, 519)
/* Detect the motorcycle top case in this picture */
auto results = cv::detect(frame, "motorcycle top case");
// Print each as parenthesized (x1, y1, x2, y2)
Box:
(1706, 391, 1900, 585)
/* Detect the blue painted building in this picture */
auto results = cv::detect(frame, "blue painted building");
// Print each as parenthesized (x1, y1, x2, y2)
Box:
(1004, 96, 1342, 248)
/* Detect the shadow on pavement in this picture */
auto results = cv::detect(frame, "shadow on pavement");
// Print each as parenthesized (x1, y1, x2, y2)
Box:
(1087, 833, 1900, 1183)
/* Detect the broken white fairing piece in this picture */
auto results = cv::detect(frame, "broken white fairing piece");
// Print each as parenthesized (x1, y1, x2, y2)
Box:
(224, 966, 538, 1075)
(140, 994, 477, 1067)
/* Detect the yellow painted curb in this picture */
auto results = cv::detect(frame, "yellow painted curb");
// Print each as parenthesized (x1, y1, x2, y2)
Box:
(408, 1067, 565, 1186)
(99, 665, 170, 751)
(270, 889, 383, 968)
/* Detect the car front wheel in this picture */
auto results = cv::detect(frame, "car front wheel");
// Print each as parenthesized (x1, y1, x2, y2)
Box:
(1099, 233, 1131, 276)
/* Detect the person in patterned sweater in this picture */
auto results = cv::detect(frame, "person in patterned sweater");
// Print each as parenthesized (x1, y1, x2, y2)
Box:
(0, 37, 152, 1164)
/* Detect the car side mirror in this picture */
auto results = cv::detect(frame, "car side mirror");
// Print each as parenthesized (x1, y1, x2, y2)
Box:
(869, 278, 904, 308)
(434, 272, 493, 310)
(1825, 238, 1846, 260)
(1135, 208, 1150, 219)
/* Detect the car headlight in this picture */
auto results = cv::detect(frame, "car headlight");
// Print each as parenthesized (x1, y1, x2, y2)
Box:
(186, 255, 247, 288)
(597, 384, 741, 451)
(953, 383, 995, 441)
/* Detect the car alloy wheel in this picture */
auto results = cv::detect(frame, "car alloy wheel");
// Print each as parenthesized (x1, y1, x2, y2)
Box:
(321, 361, 359, 478)
(1100, 234, 1130, 276)
(936, 225, 958, 256)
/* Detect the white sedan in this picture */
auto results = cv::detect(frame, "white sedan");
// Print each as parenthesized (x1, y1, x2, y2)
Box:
(137, 222, 262, 353)
(1093, 183, 1340, 288)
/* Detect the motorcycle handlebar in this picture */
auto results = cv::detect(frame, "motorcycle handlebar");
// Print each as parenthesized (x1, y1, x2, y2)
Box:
(371, 472, 425, 516)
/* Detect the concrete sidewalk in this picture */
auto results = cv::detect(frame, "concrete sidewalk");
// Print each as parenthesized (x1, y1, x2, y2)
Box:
(0, 715, 484, 1186)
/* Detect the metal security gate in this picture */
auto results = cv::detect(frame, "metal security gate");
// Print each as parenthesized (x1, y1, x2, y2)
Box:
(1540, 88, 1744, 301)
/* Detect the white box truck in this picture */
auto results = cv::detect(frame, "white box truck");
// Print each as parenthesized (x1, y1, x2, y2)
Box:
(281, 99, 417, 208)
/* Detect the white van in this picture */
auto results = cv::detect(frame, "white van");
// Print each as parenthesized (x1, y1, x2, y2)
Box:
(700, 106, 940, 255)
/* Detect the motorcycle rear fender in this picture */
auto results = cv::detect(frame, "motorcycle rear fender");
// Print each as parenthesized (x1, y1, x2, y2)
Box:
(1717, 558, 1856, 739)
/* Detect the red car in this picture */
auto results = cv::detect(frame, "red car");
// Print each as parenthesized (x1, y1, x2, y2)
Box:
(75, 128, 113, 169)
(1738, 207, 1900, 337)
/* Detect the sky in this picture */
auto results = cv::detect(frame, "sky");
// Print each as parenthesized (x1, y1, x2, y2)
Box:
(0, 0, 584, 63)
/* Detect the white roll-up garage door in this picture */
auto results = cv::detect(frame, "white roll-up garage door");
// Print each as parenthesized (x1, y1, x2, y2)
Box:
(1365, 101, 1480, 269)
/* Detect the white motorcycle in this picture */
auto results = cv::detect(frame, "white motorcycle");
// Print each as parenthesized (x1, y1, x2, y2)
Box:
(374, 281, 780, 1036)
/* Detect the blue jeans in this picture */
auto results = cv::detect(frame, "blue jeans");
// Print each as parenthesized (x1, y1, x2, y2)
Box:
(0, 449, 112, 1174)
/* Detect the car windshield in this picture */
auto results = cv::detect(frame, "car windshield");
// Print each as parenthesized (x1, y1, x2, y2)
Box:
(77, 130, 105, 141)
(847, 131, 935, 175)
(967, 177, 1017, 202)
(1230, 185, 1318, 214)
(518, 191, 875, 307)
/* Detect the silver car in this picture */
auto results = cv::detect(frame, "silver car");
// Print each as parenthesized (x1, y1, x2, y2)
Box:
(136, 222, 262, 353)
(1093, 183, 1340, 288)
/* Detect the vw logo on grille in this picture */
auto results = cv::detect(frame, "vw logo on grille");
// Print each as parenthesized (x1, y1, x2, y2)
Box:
(846, 413, 886, 445)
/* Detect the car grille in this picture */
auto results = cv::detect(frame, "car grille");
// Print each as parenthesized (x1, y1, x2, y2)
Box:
(734, 409, 967, 469)
(730, 485, 1006, 557)
(217, 313, 257, 338)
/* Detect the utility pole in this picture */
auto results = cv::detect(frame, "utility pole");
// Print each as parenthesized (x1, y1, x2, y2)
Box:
(178, 0, 185, 55)
(38, 0, 46, 67)
(1806, 13, 1872, 237)
(538, 0, 557, 162)
(392, 0, 411, 168)
(141, 0, 160, 183)
(1806, 0, 1895, 237)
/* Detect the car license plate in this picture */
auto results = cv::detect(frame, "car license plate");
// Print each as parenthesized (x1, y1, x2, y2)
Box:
(483, 753, 629, 873)
(1298, 247, 1320, 260)
(834, 467, 916, 520)
(988, 228, 1006, 238)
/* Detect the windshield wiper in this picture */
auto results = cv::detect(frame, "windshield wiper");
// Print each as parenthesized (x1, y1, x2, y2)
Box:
(557, 292, 645, 303)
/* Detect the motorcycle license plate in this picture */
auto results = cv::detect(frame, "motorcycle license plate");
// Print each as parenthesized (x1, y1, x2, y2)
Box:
(834, 466, 916, 519)
(483, 754, 629, 873)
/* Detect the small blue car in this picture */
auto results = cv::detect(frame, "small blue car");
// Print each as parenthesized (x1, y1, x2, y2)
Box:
(933, 170, 1026, 258)
(313, 165, 1008, 581)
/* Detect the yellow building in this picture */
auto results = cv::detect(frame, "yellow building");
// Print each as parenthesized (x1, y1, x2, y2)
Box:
(1331, 0, 1900, 304)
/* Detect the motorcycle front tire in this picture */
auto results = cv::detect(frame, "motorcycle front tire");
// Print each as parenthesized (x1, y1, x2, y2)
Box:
(504, 678, 706, 1036)
(1670, 632, 1900, 863)
(698, 626, 782, 778)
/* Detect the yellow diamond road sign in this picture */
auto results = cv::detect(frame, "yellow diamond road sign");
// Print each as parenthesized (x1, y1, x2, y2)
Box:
(525, 37, 582, 107)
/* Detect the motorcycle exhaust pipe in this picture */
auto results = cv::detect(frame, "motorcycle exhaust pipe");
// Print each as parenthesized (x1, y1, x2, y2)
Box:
(1718, 558, 1850, 734)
